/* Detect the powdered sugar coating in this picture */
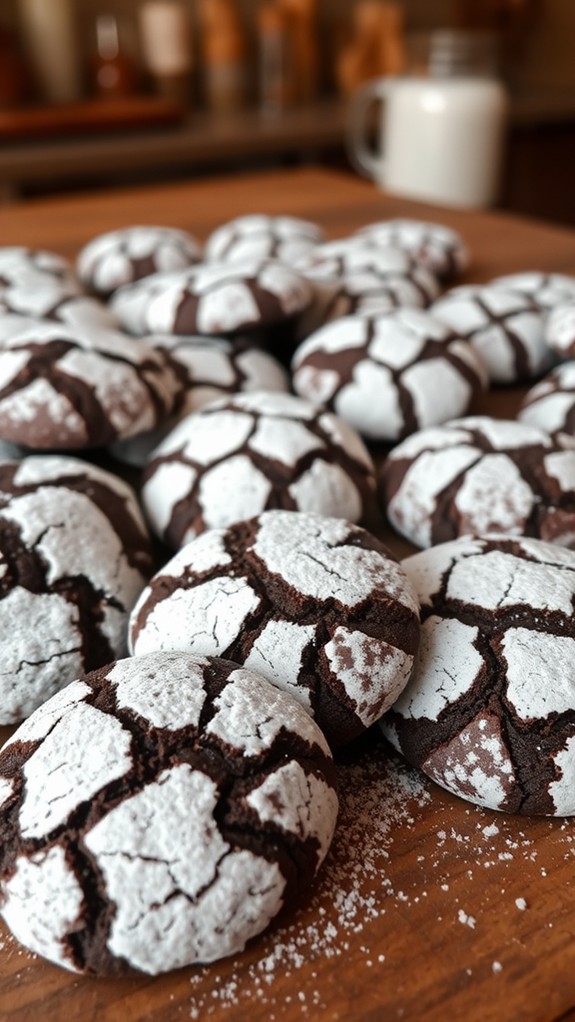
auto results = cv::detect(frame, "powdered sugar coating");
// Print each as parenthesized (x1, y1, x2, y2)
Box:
(109, 336, 289, 467)
(0, 247, 82, 296)
(0, 454, 152, 722)
(292, 309, 487, 441)
(2, 846, 85, 971)
(354, 218, 469, 279)
(141, 391, 376, 548)
(0, 650, 337, 974)
(111, 259, 313, 338)
(129, 510, 420, 749)
(0, 318, 179, 448)
(295, 240, 439, 316)
(381, 416, 575, 549)
(490, 271, 575, 312)
(20, 702, 132, 839)
(519, 361, 575, 436)
(77, 226, 202, 296)
(382, 534, 575, 814)
(204, 214, 325, 265)
(431, 284, 552, 383)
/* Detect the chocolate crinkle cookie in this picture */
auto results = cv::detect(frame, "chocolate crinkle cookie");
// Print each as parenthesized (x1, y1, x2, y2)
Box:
(0, 316, 180, 449)
(76, 225, 202, 297)
(129, 509, 421, 749)
(141, 390, 376, 548)
(381, 416, 575, 549)
(0, 454, 153, 723)
(431, 284, 553, 383)
(354, 218, 469, 280)
(109, 335, 289, 467)
(110, 259, 313, 338)
(0, 293, 119, 330)
(0, 650, 339, 975)
(381, 534, 575, 815)
(0, 246, 82, 295)
(518, 361, 575, 436)
(291, 308, 488, 442)
(295, 239, 440, 313)
(489, 271, 575, 312)
(203, 214, 325, 265)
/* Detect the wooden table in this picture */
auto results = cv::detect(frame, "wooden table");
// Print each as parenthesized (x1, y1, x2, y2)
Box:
(2, 167, 575, 1022)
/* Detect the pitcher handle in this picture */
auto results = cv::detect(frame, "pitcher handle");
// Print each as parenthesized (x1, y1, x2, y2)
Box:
(346, 77, 394, 184)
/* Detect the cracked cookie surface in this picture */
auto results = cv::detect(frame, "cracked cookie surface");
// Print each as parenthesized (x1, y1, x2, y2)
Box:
(295, 239, 439, 317)
(76, 226, 202, 297)
(291, 308, 487, 442)
(141, 391, 376, 547)
(0, 650, 338, 975)
(353, 218, 469, 280)
(381, 415, 575, 549)
(129, 509, 420, 749)
(0, 453, 152, 722)
(381, 534, 575, 815)
(431, 284, 553, 383)
(0, 317, 179, 449)
(204, 214, 324, 265)
(110, 259, 313, 338)
(110, 336, 289, 467)
(519, 361, 575, 435)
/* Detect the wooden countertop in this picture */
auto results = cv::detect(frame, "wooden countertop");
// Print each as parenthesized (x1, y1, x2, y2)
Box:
(2, 167, 575, 1022)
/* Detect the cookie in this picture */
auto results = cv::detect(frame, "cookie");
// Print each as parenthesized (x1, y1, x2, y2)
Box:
(110, 336, 290, 466)
(0, 453, 152, 722)
(545, 301, 575, 360)
(381, 534, 575, 815)
(381, 416, 575, 549)
(141, 391, 376, 547)
(291, 309, 488, 441)
(518, 362, 575, 435)
(204, 214, 325, 265)
(431, 284, 553, 383)
(110, 259, 313, 338)
(0, 246, 82, 295)
(0, 650, 338, 974)
(293, 279, 354, 343)
(76, 225, 202, 296)
(0, 291, 119, 329)
(0, 317, 180, 449)
(490, 271, 575, 312)
(129, 509, 421, 749)
(296, 239, 440, 314)
(354, 218, 469, 280)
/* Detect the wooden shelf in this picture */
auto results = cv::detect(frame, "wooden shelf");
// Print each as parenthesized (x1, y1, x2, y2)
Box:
(1, 89, 575, 222)
(0, 99, 349, 198)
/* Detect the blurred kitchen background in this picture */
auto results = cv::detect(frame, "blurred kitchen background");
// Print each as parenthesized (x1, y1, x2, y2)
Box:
(0, 0, 573, 224)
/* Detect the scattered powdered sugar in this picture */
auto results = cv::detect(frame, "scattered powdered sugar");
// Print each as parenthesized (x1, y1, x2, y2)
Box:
(183, 731, 575, 1018)
(458, 910, 476, 928)
(188, 740, 431, 1017)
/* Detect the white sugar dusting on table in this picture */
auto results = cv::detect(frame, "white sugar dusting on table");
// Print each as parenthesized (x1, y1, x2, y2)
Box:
(186, 732, 575, 1018)
(189, 740, 431, 1017)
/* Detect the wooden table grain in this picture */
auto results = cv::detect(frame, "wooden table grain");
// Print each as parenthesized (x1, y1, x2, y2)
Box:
(1, 167, 575, 1022)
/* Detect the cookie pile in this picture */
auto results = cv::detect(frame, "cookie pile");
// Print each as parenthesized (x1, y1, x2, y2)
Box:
(1, 211, 575, 979)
